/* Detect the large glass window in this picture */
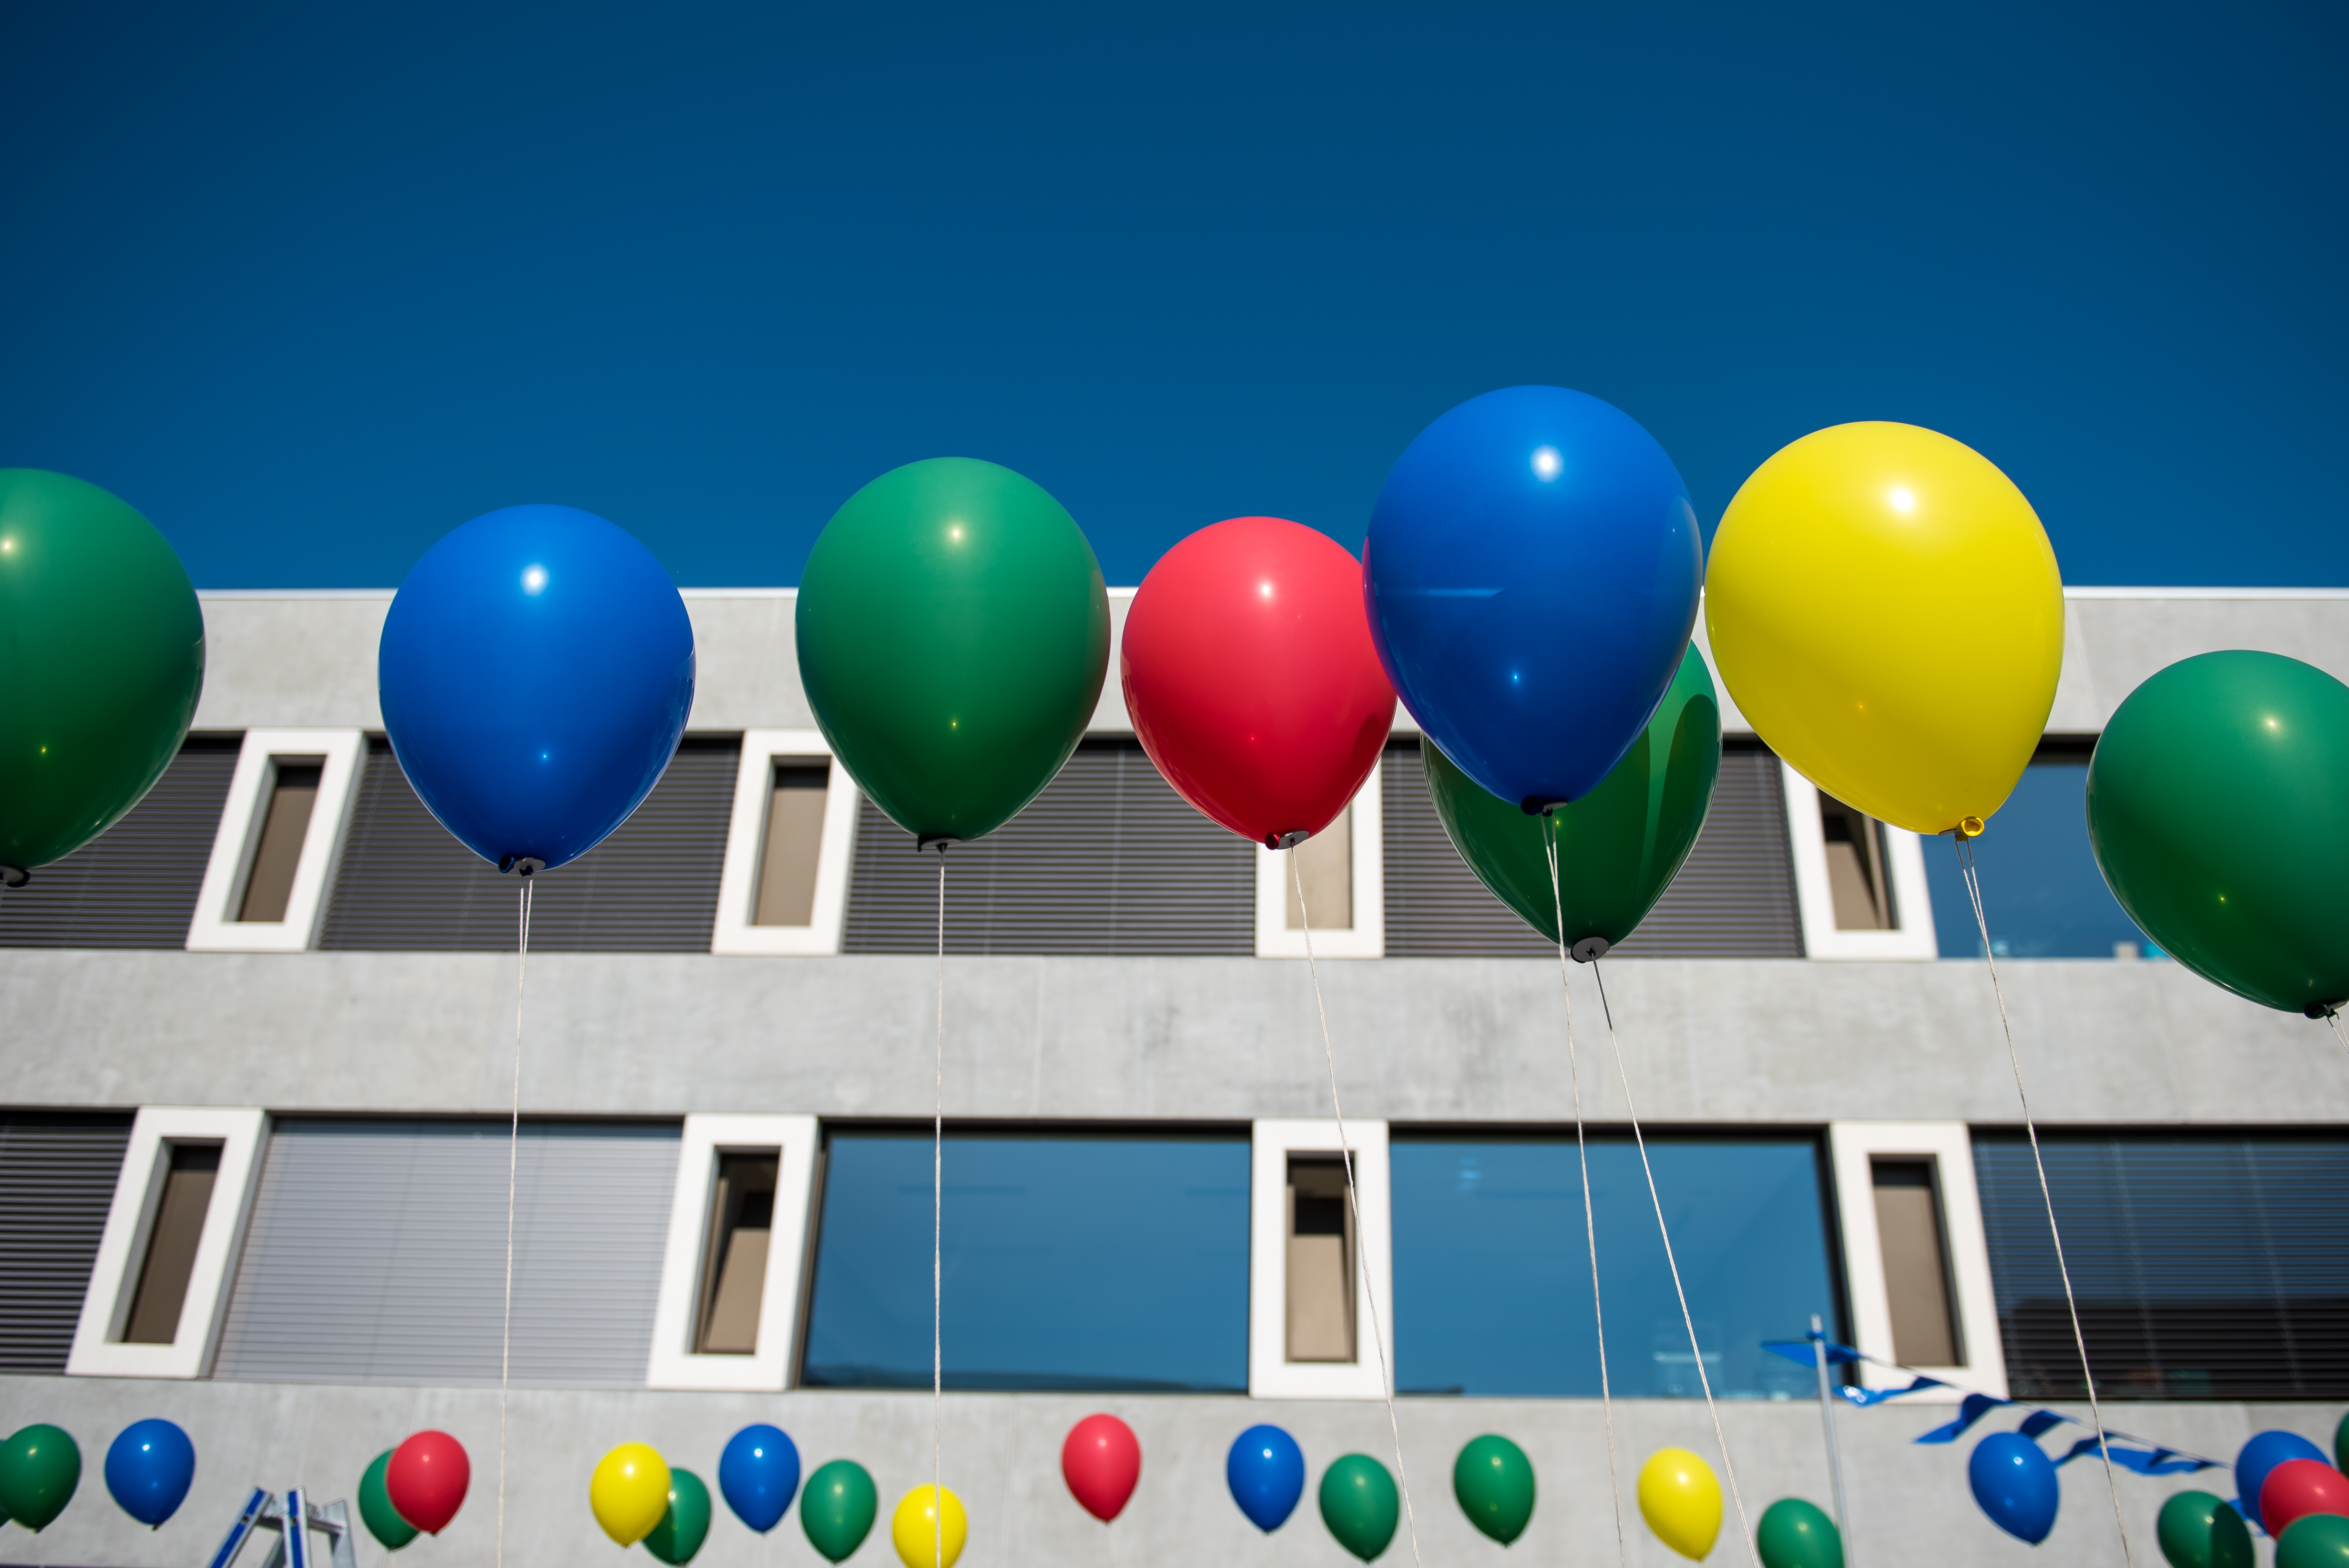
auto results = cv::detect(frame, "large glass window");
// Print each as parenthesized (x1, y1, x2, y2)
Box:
(1922, 754, 2151, 958)
(1393, 1137, 1841, 1399)
(801, 1132, 1249, 1391)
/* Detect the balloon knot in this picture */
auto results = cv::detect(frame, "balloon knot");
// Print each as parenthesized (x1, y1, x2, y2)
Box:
(2307, 1001, 2342, 1021)
(499, 855, 545, 876)
(1571, 936, 1611, 964)
(1521, 796, 1568, 816)
(1268, 830, 1309, 850)
(0, 863, 25, 888)
(1954, 816, 1985, 840)
(917, 835, 958, 855)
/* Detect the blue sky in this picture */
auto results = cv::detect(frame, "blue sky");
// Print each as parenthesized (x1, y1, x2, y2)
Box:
(4, 1, 2343, 589)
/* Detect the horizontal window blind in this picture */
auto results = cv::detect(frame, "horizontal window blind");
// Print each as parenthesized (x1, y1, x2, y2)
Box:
(1975, 1132, 2349, 1400)
(213, 1119, 677, 1387)
(842, 739, 1253, 955)
(320, 737, 736, 951)
(0, 1113, 134, 1372)
(0, 738, 239, 949)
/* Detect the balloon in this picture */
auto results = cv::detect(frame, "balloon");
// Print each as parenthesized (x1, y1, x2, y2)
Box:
(378, 504, 694, 872)
(801, 1460, 879, 1564)
(890, 1483, 967, 1568)
(2264, 1460, 2349, 1540)
(2156, 1491, 2253, 1568)
(0, 1424, 81, 1531)
(385, 1430, 470, 1535)
(1364, 386, 1702, 811)
(1061, 1413, 1142, 1524)
(1706, 421, 2063, 835)
(645, 1467, 713, 1566)
(2279, 1513, 2349, 1568)
(1451, 1434, 1534, 1547)
(2338, 1411, 2349, 1476)
(102, 1419, 194, 1528)
(1638, 1447, 1723, 1561)
(0, 469, 204, 878)
(1121, 516, 1394, 845)
(1968, 1432, 2058, 1545)
(1426, 644, 1720, 955)
(1318, 1454, 1399, 1562)
(591, 1443, 672, 1548)
(359, 1450, 419, 1551)
(2085, 652, 2349, 1015)
(797, 457, 1110, 844)
(718, 1423, 801, 1533)
(1755, 1498, 1843, 1568)
(1227, 1425, 1306, 1532)
(2239, 1431, 2332, 1534)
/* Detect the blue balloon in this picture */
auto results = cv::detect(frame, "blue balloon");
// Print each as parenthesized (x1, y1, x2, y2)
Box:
(1364, 385, 1702, 811)
(1969, 1431, 2059, 1545)
(718, 1424, 801, 1534)
(104, 1418, 194, 1528)
(1227, 1424, 1305, 1533)
(2237, 1429, 2329, 1532)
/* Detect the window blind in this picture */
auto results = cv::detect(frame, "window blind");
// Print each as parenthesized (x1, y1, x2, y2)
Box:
(0, 1113, 134, 1371)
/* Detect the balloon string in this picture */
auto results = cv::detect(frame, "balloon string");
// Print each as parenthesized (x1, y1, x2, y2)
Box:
(1543, 821, 1628, 1568)
(499, 872, 533, 1568)
(1954, 834, 2134, 1566)
(1587, 958, 1761, 1568)
(1291, 845, 1423, 1568)
(934, 845, 947, 1568)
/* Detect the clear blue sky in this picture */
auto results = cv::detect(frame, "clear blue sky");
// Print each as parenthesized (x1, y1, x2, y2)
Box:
(5, 2, 2343, 589)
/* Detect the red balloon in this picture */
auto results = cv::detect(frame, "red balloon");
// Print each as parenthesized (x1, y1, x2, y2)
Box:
(386, 1430, 470, 1535)
(1121, 517, 1395, 846)
(1062, 1413, 1142, 1523)
(2263, 1458, 2349, 1537)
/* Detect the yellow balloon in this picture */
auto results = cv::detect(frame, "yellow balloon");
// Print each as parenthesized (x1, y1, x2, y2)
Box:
(1706, 422, 2063, 835)
(590, 1443, 672, 1548)
(1638, 1446, 1722, 1561)
(891, 1483, 968, 1568)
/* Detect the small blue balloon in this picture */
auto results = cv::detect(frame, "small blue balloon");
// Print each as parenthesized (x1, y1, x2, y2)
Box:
(378, 505, 695, 872)
(1227, 1424, 1305, 1533)
(1364, 385, 1702, 811)
(2237, 1429, 2329, 1533)
(718, 1424, 801, 1534)
(1969, 1431, 2059, 1545)
(104, 1418, 194, 1528)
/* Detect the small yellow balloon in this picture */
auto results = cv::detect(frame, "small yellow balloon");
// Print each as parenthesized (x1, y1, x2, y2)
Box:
(891, 1483, 968, 1568)
(591, 1443, 673, 1548)
(1706, 421, 2063, 835)
(1638, 1447, 1722, 1561)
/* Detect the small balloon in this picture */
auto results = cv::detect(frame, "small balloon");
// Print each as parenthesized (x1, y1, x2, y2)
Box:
(1638, 1448, 1723, 1561)
(1061, 1413, 1142, 1524)
(2278, 1513, 2349, 1568)
(1755, 1499, 1843, 1568)
(1968, 1432, 2058, 1545)
(1227, 1425, 1307, 1533)
(2239, 1431, 2332, 1534)
(1451, 1435, 1535, 1546)
(2264, 1459, 2349, 1541)
(890, 1483, 967, 1568)
(103, 1419, 194, 1528)
(359, 1450, 419, 1551)
(0, 1424, 82, 1532)
(644, 1467, 713, 1566)
(590, 1443, 672, 1548)
(385, 1430, 470, 1535)
(801, 1460, 878, 1564)
(2338, 1411, 2349, 1476)
(2157, 1491, 2255, 1568)
(1319, 1454, 1400, 1563)
(718, 1424, 801, 1534)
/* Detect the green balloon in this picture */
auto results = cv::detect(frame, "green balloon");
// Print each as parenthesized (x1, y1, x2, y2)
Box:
(1319, 1454, 1399, 1562)
(644, 1466, 713, 1565)
(0, 469, 205, 877)
(2156, 1491, 2253, 1568)
(0, 1424, 81, 1531)
(796, 458, 1109, 844)
(2336, 1409, 2349, 1476)
(1452, 1434, 1534, 1546)
(359, 1450, 419, 1551)
(801, 1459, 878, 1564)
(1756, 1498, 1844, 1568)
(2086, 651, 2349, 1015)
(1424, 644, 1720, 952)
(2277, 1511, 2349, 1568)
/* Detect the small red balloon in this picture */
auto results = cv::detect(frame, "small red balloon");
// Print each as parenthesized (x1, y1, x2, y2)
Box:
(385, 1430, 470, 1535)
(1062, 1413, 1142, 1523)
(1121, 517, 1395, 846)
(2263, 1458, 2349, 1537)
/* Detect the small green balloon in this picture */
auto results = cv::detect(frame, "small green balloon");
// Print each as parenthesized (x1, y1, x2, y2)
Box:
(0, 469, 205, 876)
(1319, 1454, 1399, 1562)
(2336, 1409, 2349, 1476)
(644, 1466, 713, 1565)
(1756, 1498, 1844, 1568)
(358, 1450, 419, 1551)
(2156, 1491, 2253, 1568)
(796, 457, 1110, 844)
(801, 1459, 879, 1564)
(1452, 1435, 1534, 1546)
(1424, 643, 1720, 951)
(2086, 651, 2349, 1015)
(2277, 1511, 2349, 1568)
(0, 1423, 82, 1531)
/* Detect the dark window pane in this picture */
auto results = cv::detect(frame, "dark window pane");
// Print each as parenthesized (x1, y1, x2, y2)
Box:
(1394, 1138, 1840, 1398)
(801, 1135, 1249, 1391)
(1923, 759, 2150, 958)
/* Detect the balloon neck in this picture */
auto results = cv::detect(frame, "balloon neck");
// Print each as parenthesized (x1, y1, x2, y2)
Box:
(1570, 936, 1611, 964)
(0, 863, 25, 888)
(1521, 797, 1570, 816)
(917, 835, 959, 855)
(498, 855, 545, 876)
(1953, 816, 1986, 840)
(1268, 830, 1309, 850)
(2307, 1001, 2343, 1021)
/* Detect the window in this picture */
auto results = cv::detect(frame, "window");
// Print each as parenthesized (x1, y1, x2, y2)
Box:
(646, 1115, 817, 1390)
(1782, 764, 1937, 959)
(122, 1143, 220, 1344)
(0, 738, 239, 949)
(0, 1112, 133, 1373)
(1391, 1135, 1840, 1399)
(1818, 796, 1895, 930)
(1923, 752, 2152, 959)
(1257, 770, 1387, 959)
(711, 732, 860, 955)
(1828, 1122, 2004, 1395)
(1286, 1158, 1355, 1362)
(697, 1154, 777, 1353)
(1291, 813, 1353, 930)
(188, 730, 366, 952)
(801, 1132, 1249, 1391)
(238, 763, 320, 921)
(1871, 1159, 1959, 1366)
(1250, 1120, 1391, 1399)
(754, 769, 829, 926)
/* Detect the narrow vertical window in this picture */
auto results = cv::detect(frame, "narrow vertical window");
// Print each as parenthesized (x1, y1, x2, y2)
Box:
(1285, 808, 1353, 931)
(1285, 1156, 1355, 1362)
(1872, 1158, 1960, 1365)
(236, 759, 322, 923)
(753, 765, 830, 927)
(1819, 795, 1896, 931)
(696, 1153, 778, 1354)
(122, 1143, 220, 1344)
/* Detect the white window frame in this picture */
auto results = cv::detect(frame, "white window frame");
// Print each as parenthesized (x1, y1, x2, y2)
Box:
(1782, 762, 1939, 960)
(710, 731, 860, 956)
(68, 1107, 270, 1380)
(1249, 1118, 1392, 1399)
(1827, 1120, 2006, 1401)
(185, 729, 367, 953)
(1255, 762, 1385, 959)
(645, 1114, 820, 1390)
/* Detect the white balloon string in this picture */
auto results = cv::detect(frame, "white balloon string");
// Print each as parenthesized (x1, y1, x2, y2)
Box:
(498, 873, 533, 1568)
(2329, 1010, 2347, 1055)
(934, 846, 946, 1568)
